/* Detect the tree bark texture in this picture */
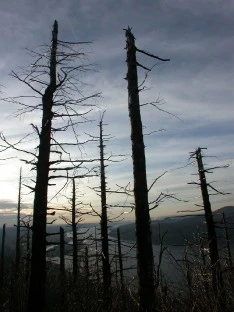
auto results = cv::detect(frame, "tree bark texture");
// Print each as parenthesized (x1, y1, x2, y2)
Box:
(125, 27, 155, 311)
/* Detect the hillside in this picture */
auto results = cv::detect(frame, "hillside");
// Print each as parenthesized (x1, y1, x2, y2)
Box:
(110, 206, 234, 246)
(1, 207, 234, 249)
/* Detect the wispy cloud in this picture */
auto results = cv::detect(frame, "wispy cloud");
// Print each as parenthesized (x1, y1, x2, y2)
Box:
(0, 0, 233, 225)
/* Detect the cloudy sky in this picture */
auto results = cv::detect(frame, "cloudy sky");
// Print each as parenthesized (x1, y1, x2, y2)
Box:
(0, 0, 233, 227)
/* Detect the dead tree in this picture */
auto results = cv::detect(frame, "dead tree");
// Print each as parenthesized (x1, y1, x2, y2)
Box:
(27, 21, 58, 311)
(60, 179, 80, 281)
(60, 177, 92, 282)
(99, 115, 111, 294)
(189, 147, 227, 295)
(86, 114, 112, 307)
(125, 27, 169, 311)
(87, 113, 125, 296)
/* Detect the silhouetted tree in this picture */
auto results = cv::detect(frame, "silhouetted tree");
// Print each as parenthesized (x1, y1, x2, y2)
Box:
(125, 27, 169, 311)
(189, 148, 228, 298)
(99, 115, 111, 295)
(27, 21, 59, 311)
(60, 178, 91, 281)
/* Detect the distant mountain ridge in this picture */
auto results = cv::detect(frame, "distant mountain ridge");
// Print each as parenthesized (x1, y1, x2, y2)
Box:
(110, 206, 234, 246)
(1, 207, 234, 249)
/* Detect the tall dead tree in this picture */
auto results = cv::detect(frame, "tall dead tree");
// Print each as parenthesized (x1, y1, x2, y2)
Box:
(27, 21, 58, 311)
(87, 113, 120, 296)
(190, 148, 224, 294)
(125, 27, 169, 311)
(60, 178, 93, 282)
(87, 114, 127, 307)
(99, 115, 111, 294)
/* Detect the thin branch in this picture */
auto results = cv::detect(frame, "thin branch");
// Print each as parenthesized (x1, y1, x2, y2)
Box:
(136, 47, 170, 62)
(148, 171, 167, 192)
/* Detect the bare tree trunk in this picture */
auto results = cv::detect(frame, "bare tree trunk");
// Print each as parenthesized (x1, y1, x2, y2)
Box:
(15, 168, 22, 277)
(28, 20, 58, 312)
(0, 224, 6, 287)
(99, 118, 111, 295)
(72, 178, 78, 281)
(125, 28, 155, 311)
(195, 148, 223, 294)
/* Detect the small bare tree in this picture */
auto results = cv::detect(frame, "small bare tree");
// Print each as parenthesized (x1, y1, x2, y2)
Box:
(189, 147, 229, 299)
(60, 178, 90, 281)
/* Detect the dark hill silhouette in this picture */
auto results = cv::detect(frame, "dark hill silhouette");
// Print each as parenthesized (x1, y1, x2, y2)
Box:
(110, 206, 234, 246)
(1, 208, 234, 248)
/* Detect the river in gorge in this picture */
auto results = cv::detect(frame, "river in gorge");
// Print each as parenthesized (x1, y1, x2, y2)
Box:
(47, 224, 190, 291)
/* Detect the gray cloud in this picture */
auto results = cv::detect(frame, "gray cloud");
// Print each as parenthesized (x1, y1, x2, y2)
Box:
(0, 0, 233, 222)
(0, 199, 31, 211)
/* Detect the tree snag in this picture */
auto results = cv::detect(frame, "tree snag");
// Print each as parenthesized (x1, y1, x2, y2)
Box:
(194, 148, 223, 292)
(125, 27, 155, 311)
(27, 20, 58, 312)
(99, 116, 111, 303)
